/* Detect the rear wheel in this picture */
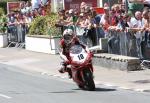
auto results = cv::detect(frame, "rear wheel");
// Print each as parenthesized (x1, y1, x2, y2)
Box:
(83, 68, 95, 91)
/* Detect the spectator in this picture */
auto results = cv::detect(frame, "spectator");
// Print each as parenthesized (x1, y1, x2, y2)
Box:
(57, 10, 66, 24)
(16, 13, 26, 42)
(73, 10, 79, 25)
(7, 12, 18, 42)
(55, 10, 66, 34)
(80, 2, 87, 13)
(75, 13, 87, 44)
(20, 2, 26, 14)
(100, 7, 110, 38)
(142, 10, 149, 25)
(64, 9, 74, 28)
(122, 13, 132, 29)
(25, 12, 33, 32)
(130, 11, 144, 30)
(39, 5, 46, 16)
(141, 10, 150, 59)
(142, 10, 150, 32)
(25, 1, 32, 13)
(143, 0, 150, 8)
(84, 12, 97, 46)
(130, 11, 145, 58)
(76, 13, 87, 28)
(32, 9, 40, 18)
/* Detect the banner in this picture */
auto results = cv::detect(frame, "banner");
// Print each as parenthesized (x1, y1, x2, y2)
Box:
(64, 0, 97, 10)
(7, 2, 22, 14)
(94, 7, 104, 14)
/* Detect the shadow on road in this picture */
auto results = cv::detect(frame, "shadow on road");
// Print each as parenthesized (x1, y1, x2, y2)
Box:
(132, 79, 150, 84)
(48, 91, 76, 93)
(72, 88, 116, 92)
(94, 88, 116, 92)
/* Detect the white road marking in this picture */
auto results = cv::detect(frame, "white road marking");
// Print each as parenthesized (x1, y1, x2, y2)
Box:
(0, 58, 40, 65)
(0, 94, 12, 99)
(40, 72, 150, 92)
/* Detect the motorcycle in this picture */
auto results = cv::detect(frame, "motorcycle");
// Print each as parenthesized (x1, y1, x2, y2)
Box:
(65, 44, 95, 91)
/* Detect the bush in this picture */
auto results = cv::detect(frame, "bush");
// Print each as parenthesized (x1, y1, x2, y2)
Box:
(0, 8, 7, 33)
(29, 13, 62, 37)
(0, 1, 7, 14)
(0, 8, 5, 16)
(29, 16, 48, 35)
(46, 13, 62, 37)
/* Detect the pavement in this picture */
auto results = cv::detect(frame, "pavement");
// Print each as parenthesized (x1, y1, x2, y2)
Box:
(0, 48, 150, 92)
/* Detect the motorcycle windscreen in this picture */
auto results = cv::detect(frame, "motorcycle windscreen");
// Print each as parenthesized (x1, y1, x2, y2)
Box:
(70, 45, 88, 63)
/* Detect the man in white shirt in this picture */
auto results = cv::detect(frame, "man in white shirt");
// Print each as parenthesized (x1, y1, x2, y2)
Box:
(130, 11, 144, 38)
(130, 11, 145, 58)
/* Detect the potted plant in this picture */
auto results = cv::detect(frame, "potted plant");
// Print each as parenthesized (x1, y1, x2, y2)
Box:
(26, 13, 62, 54)
(0, 8, 8, 47)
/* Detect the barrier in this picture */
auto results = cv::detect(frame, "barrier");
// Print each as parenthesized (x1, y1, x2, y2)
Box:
(7, 24, 27, 48)
(107, 30, 150, 60)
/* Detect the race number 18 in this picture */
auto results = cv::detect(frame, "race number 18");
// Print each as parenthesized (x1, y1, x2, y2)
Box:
(78, 54, 84, 60)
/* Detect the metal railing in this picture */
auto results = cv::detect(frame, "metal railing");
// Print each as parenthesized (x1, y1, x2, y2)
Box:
(7, 24, 28, 48)
(107, 29, 150, 60)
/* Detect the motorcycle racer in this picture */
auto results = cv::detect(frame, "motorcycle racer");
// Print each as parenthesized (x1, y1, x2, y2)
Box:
(58, 29, 90, 78)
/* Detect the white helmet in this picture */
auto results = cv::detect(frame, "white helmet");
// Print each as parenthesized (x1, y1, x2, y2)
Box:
(63, 29, 74, 45)
(63, 29, 73, 36)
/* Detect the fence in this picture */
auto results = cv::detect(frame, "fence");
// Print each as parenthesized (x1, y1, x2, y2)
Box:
(7, 24, 28, 48)
(107, 30, 150, 60)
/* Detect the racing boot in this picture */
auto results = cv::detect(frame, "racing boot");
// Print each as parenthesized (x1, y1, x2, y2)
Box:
(66, 67, 72, 79)
(59, 67, 72, 79)
(59, 62, 68, 73)
(58, 66, 66, 73)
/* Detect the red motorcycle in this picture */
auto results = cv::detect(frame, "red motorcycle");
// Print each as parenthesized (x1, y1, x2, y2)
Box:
(67, 44, 95, 91)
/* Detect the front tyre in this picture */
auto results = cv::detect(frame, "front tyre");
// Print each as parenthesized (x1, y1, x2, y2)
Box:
(83, 68, 95, 91)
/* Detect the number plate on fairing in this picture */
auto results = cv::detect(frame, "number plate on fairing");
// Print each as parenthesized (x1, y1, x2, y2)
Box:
(70, 45, 88, 63)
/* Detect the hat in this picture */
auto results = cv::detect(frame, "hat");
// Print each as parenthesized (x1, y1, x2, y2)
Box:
(79, 13, 84, 16)
(104, 7, 109, 10)
(69, 9, 73, 14)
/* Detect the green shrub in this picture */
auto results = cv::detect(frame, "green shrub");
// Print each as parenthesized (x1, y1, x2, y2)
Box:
(29, 16, 48, 35)
(46, 13, 62, 37)
(0, 8, 7, 33)
(0, 1, 7, 14)
(29, 13, 62, 37)
(0, 8, 5, 16)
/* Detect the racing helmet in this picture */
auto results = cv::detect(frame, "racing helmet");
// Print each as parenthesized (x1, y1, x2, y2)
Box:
(63, 29, 74, 44)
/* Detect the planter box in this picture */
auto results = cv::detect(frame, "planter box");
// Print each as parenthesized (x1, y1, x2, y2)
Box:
(0, 33, 8, 47)
(25, 35, 61, 54)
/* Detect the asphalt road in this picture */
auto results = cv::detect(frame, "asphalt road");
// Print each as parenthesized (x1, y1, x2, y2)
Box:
(0, 64, 150, 103)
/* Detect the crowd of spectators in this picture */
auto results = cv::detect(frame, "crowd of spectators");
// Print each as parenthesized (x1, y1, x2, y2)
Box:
(7, 0, 50, 27)
(56, 1, 150, 59)
(1, 0, 150, 59)
(6, 0, 50, 43)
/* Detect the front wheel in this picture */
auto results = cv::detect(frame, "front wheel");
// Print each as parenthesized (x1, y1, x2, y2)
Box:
(82, 68, 95, 91)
